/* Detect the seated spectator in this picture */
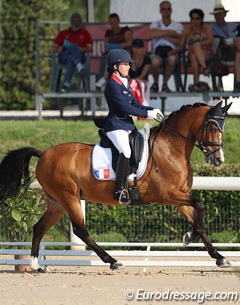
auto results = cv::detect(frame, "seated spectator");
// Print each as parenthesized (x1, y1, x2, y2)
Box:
(53, 13, 93, 93)
(172, 8, 214, 92)
(149, 1, 183, 93)
(95, 13, 133, 90)
(129, 39, 151, 106)
(210, 4, 240, 92)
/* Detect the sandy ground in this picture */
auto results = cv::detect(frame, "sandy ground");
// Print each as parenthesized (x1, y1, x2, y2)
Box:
(0, 262, 239, 305)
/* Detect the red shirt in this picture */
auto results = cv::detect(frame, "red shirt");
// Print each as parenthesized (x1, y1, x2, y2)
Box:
(54, 27, 93, 48)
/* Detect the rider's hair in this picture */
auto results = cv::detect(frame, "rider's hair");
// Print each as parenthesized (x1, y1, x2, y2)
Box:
(107, 66, 115, 75)
(107, 62, 120, 76)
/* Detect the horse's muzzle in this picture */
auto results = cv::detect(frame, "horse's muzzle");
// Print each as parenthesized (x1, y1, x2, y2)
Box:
(205, 148, 224, 167)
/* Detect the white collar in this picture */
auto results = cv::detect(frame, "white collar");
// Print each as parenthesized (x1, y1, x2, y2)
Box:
(117, 74, 129, 88)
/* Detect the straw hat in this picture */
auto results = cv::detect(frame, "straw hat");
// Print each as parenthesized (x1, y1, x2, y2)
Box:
(210, 4, 229, 15)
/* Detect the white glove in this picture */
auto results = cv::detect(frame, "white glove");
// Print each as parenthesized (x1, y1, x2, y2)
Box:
(147, 109, 164, 120)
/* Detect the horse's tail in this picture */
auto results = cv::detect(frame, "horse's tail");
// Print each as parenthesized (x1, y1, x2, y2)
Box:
(0, 147, 42, 201)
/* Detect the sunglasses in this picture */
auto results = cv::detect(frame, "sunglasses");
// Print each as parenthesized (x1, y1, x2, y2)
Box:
(160, 7, 171, 10)
(191, 16, 201, 20)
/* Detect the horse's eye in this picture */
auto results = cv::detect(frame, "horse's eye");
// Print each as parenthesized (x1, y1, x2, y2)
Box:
(210, 126, 218, 133)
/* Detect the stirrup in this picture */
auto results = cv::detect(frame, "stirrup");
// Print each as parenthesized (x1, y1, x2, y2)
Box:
(113, 189, 130, 205)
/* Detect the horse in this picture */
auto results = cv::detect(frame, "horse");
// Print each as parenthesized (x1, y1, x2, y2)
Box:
(0, 101, 232, 272)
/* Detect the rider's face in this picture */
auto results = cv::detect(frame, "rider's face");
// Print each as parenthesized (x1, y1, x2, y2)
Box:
(117, 62, 130, 77)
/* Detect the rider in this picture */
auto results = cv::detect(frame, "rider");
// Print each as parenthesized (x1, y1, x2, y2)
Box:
(103, 49, 164, 204)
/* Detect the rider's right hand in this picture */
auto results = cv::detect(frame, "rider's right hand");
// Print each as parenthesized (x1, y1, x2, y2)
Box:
(147, 109, 164, 120)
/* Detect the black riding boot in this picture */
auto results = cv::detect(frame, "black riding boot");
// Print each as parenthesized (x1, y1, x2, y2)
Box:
(113, 153, 130, 204)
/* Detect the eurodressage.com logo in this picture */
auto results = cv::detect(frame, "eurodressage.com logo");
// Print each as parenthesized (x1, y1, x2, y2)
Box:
(124, 289, 239, 303)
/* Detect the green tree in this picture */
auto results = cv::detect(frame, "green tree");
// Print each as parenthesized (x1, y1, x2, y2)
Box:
(0, 0, 110, 110)
(0, 0, 69, 110)
(68, 0, 110, 22)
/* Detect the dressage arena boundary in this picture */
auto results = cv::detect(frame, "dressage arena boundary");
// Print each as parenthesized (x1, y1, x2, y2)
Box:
(30, 176, 240, 191)
(0, 177, 240, 269)
(0, 242, 240, 268)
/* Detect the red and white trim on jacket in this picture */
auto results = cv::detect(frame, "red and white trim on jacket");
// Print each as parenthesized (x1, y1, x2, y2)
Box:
(111, 73, 123, 85)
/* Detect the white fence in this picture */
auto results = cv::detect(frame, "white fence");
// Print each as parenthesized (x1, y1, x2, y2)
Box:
(0, 242, 240, 269)
(31, 176, 240, 191)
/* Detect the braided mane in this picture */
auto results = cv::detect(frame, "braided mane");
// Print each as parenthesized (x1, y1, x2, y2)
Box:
(166, 102, 208, 121)
(150, 102, 209, 135)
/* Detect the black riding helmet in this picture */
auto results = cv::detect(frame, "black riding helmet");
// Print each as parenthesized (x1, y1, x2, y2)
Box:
(107, 49, 133, 77)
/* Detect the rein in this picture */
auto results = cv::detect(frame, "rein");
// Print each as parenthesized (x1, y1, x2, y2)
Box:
(149, 119, 165, 172)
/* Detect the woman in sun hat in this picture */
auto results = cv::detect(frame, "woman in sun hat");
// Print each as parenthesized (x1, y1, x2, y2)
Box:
(210, 4, 240, 92)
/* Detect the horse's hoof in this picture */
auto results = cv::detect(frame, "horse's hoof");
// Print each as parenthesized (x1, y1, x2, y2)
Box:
(183, 231, 192, 247)
(216, 258, 231, 268)
(110, 261, 124, 270)
(37, 267, 50, 273)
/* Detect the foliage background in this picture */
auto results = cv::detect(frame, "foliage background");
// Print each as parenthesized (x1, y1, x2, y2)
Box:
(0, 0, 110, 110)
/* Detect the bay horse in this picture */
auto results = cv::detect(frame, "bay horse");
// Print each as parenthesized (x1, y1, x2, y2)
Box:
(0, 101, 232, 271)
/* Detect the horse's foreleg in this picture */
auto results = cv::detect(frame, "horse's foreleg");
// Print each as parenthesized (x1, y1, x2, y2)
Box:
(30, 197, 66, 272)
(178, 203, 231, 267)
(192, 201, 231, 268)
(177, 206, 199, 245)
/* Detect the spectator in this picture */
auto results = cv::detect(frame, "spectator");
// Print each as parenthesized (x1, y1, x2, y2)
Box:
(53, 13, 93, 93)
(95, 13, 133, 90)
(129, 39, 151, 106)
(149, 1, 183, 93)
(210, 4, 240, 92)
(173, 8, 214, 92)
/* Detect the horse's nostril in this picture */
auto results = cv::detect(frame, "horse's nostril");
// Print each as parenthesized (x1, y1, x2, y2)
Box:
(215, 158, 223, 167)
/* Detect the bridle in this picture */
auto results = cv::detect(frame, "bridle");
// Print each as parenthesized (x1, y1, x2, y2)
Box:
(150, 112, 225, 171)
(196, 114, 224, 157)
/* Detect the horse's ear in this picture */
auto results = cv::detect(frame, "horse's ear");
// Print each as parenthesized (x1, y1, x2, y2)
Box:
(214, 101, 223, 110)
(221, 102, 232, 115)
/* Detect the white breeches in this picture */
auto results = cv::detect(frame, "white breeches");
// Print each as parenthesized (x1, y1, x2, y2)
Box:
(106, 130, 131, 158)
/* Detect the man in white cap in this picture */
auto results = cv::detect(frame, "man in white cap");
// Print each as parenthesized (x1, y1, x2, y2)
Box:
(210, 4, 240, 92)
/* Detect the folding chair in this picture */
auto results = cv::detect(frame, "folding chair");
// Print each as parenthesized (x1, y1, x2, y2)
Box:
(50, 52, 90, 92)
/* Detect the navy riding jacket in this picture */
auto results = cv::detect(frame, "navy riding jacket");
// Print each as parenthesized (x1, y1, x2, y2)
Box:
(104, 74, 153, 132)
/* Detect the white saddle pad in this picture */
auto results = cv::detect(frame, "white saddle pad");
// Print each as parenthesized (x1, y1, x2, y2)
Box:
(92, 128, 149, 181)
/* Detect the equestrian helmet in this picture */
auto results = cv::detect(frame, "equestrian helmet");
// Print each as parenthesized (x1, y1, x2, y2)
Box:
(107, 49, 133, 67)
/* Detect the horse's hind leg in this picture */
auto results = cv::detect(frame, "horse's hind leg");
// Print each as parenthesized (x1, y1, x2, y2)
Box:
(71, 219, 123, 270)
(30, 195, 66, 272)
(178, 203, 231, 268)
(62, 193, 123, 270)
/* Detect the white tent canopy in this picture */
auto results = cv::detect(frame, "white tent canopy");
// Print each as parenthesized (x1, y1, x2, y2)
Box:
(109, 0, 239, 23)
